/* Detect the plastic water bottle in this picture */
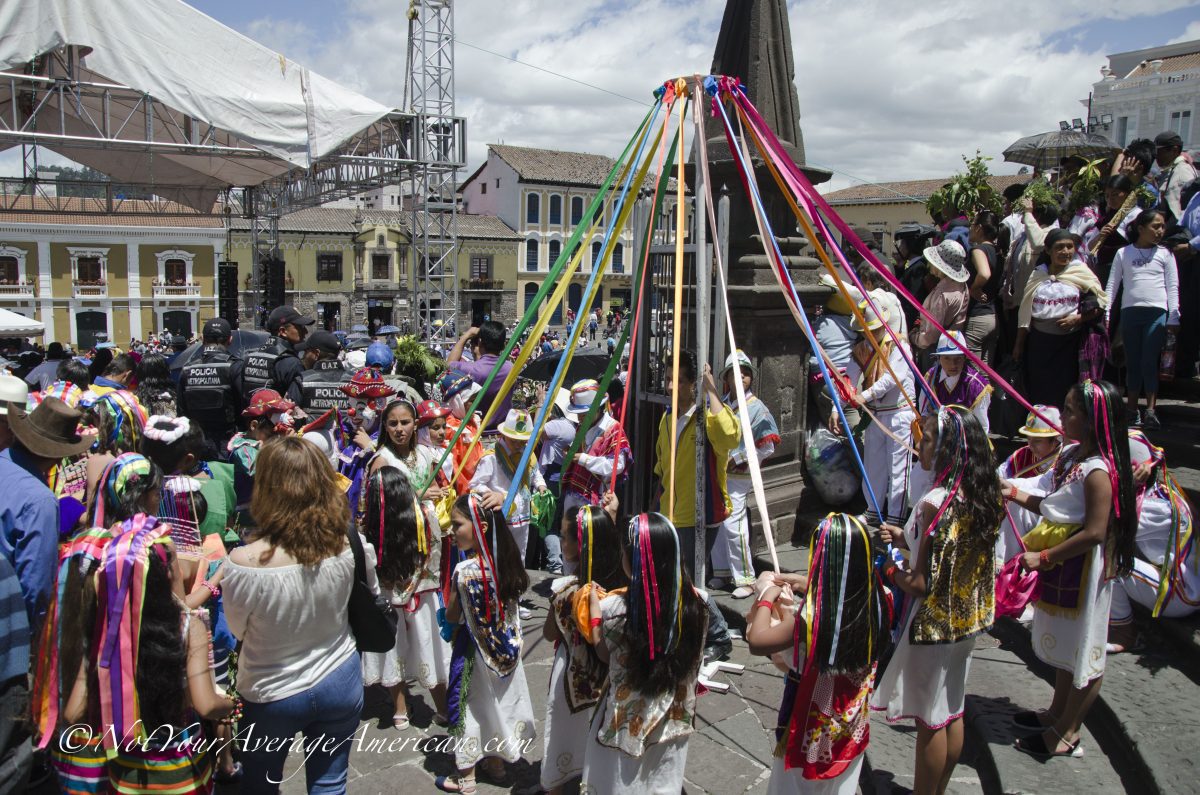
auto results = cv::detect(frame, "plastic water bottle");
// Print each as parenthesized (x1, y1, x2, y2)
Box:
(1159, 330, 1177, 383)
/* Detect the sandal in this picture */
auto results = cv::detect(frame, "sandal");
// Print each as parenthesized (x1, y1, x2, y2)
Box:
(477, 757, 508, 784)
(1105, 637, 1146, 655)
(1014, 728, 1084, 759)
(392, 713, 410, 731)
(434, 775, 477, 794)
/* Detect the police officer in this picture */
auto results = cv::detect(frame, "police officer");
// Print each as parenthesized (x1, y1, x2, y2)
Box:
(177, 318, 244, 451)
(242, 305, 312, 404)
(298, 330, 351, 413)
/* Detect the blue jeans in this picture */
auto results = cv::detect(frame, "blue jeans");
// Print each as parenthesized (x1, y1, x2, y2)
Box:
(239, 652, 363, 795)
(1121, 306, 1167, 396)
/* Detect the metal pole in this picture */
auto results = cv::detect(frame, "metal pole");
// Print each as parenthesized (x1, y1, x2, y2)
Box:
(693, 144, 711, 583)
(711, 185, 730, 370)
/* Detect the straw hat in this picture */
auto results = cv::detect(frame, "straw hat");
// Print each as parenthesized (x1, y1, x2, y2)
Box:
(923, 240, 970, 283)
(567, 379, 605, 415)
(849, 299, 889, 332)
(933, 331, 968, 357)
(0, 375, 28, 416)
(498, 409, 533, 441)
(1018, 405, 1062, 438)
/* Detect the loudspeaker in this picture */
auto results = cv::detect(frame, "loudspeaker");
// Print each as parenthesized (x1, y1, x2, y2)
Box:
(263, 257, 285, 311)
(217, 262, 240, 328)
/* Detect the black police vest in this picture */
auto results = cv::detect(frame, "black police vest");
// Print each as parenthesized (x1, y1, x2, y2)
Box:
(300, 359, 351, 412)
(181, 348, 236, 433)
(242, 338, 291, 395)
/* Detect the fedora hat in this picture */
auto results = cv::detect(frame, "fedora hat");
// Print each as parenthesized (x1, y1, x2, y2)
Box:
(923, 240, 970, 283)
(849, 300, 890, 332)
(498, 409, 533, 441)
(933, 330, 968, 357)
(718, 349, 757, 382)
(6, 396, 94, 458)
(1018, 405, 1062, 438)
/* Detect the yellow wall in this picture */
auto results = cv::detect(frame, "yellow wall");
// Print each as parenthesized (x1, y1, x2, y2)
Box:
(827, 201, 932, 258)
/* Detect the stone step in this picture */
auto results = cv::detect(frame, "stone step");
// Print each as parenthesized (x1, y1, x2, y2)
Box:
(992, 616, 1200, 795)
(964, 627, 1126, 795)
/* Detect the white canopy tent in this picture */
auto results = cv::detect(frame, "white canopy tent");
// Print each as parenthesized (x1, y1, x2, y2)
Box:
(0, 307, 44, 336)
(0, 0, 426, 212)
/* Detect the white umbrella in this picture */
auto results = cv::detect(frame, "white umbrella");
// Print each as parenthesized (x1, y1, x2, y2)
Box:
(0, 308, 44, 336)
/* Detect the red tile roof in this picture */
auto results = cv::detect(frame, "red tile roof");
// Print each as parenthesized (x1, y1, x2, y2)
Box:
(823, 174, 1028, 204)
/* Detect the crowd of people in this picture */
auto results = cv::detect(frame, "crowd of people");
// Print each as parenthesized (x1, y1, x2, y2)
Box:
(0, 126, 1194, 795)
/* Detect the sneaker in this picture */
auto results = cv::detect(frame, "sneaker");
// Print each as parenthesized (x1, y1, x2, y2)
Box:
(1129, 409, 1142, 427)
(518, 606, 533, 621)
(1142, 409, 1161, 430)
(703, 638, 733, 664)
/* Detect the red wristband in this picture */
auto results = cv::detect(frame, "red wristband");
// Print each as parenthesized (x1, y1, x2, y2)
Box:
(1039, 549, 1050, 566)
(755, 599, 774, 611)
(590, 617, 602, 628)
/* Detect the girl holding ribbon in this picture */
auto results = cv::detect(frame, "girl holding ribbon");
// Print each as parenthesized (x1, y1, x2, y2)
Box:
(1002, 380, 1136, 759)
(872, 406, 1001, 794)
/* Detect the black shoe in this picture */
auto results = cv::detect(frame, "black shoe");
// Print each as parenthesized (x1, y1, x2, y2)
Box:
(703, 638, 733, 664)
(1011, 710, 1045, 731)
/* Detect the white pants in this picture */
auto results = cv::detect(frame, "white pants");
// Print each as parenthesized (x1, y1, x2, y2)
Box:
(1109, 557, 1200, 623)
(511, 519, 529, 563)
(713, 475, 755, 586)
(863, 410, 914, 523)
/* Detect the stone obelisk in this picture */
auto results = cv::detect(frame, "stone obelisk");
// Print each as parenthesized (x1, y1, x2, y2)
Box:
(702, 0, 833, 545)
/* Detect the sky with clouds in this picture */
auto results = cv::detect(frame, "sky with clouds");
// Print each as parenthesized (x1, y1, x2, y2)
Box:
(10, 0, 1200, 192)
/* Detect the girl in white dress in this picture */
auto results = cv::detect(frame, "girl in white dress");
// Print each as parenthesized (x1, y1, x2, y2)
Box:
(580, 513, 708, 795)
(746, 513, 891, 795)
(1002, 379, 1137, 759)
(437, 494, 536, 793)
(359, 466, 450, 729)
(872, 406, 1001, 795)
(540, 499, 627, 793)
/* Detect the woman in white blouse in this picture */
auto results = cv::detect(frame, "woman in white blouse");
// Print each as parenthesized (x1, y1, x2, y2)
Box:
(222, 436, 362, 794)
(1105, 210, 1180, 430)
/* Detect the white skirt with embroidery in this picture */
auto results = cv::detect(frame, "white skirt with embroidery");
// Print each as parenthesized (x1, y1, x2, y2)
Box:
(540, 643, 596, 789)
(1032, 544, 1112, 688)
(455, 652, 537, 769)
(361, 591, 451, 690)
(870, 603, 975, 729)
(767, 753, 863, 795)
(580, 703, 689, 795)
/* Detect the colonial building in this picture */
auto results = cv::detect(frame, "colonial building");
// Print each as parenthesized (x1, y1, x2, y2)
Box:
(460, 144, 638, 324)
(1087, 39, 1200, 151)
(0, 197, 223, 347)
(822, 174, 1026, 255)
(226, 207, 520, 332)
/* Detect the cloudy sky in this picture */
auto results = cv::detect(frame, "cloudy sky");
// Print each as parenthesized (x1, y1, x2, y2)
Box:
(11, 0, 1200, 192)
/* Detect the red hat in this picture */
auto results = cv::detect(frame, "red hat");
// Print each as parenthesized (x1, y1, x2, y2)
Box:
(416, 399, 451, 426)
(339, 367, 397, 399)
(242, 388, 296, 418)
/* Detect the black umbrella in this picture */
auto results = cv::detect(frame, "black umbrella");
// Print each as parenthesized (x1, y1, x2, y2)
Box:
(1002, 130, 1121, 172)
(169, 329, 269, 370)
(521, 349, 610, 383)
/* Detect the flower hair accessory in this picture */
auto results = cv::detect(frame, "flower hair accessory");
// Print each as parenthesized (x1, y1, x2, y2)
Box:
(144, 415, 191, 443)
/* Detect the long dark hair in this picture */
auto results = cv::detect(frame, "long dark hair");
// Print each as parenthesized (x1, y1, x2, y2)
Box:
(927, 406, 1002, 545)
(569, 505, 628, 591)
(377, 400, 418, 459)
(1068, 381, 1136, 575)
(364, 467, 424, 586)
(136, 547, 186, 730)
(804, 514, 890, 674)
(134, 354, 176, 415)
(621, 513, 706, 696)
(453, 493, 528, 605)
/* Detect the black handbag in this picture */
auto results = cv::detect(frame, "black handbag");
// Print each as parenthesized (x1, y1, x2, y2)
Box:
(346, 526, 397, 653)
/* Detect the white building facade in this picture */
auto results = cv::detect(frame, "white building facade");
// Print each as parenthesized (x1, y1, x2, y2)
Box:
(1087, 39, 1200, 152)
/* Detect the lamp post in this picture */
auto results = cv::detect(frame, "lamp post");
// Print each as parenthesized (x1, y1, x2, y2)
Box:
(352, 207, 365, 324)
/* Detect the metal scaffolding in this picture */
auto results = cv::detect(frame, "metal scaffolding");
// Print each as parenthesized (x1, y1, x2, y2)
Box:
(406, 0, 461, 343)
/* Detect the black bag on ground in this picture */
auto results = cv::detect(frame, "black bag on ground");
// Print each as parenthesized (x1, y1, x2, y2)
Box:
(346, 526, 397, 653)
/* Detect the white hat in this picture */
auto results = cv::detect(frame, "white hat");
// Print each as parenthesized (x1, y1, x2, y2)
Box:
(567, 379, 604, 414)
(0, 374, 29, 416)
(933, 331, 968, 357)
(849, 299, 889, 332)
(302, 429, 340, 468)
(553, 387, 579, 423)
(498, 409, 533, 441)
(923, 240, 970, 283)
(1019, 405, 1062, 438)
(344, 350, 367, 371)
(719, 349, 757, 381)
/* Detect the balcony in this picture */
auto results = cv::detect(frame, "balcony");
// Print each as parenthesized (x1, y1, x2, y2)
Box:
(73, 279, 108, 299)
(0, 280, 34, 299)
(460, 277, 505, 291)
(153, 281, 201, 299)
